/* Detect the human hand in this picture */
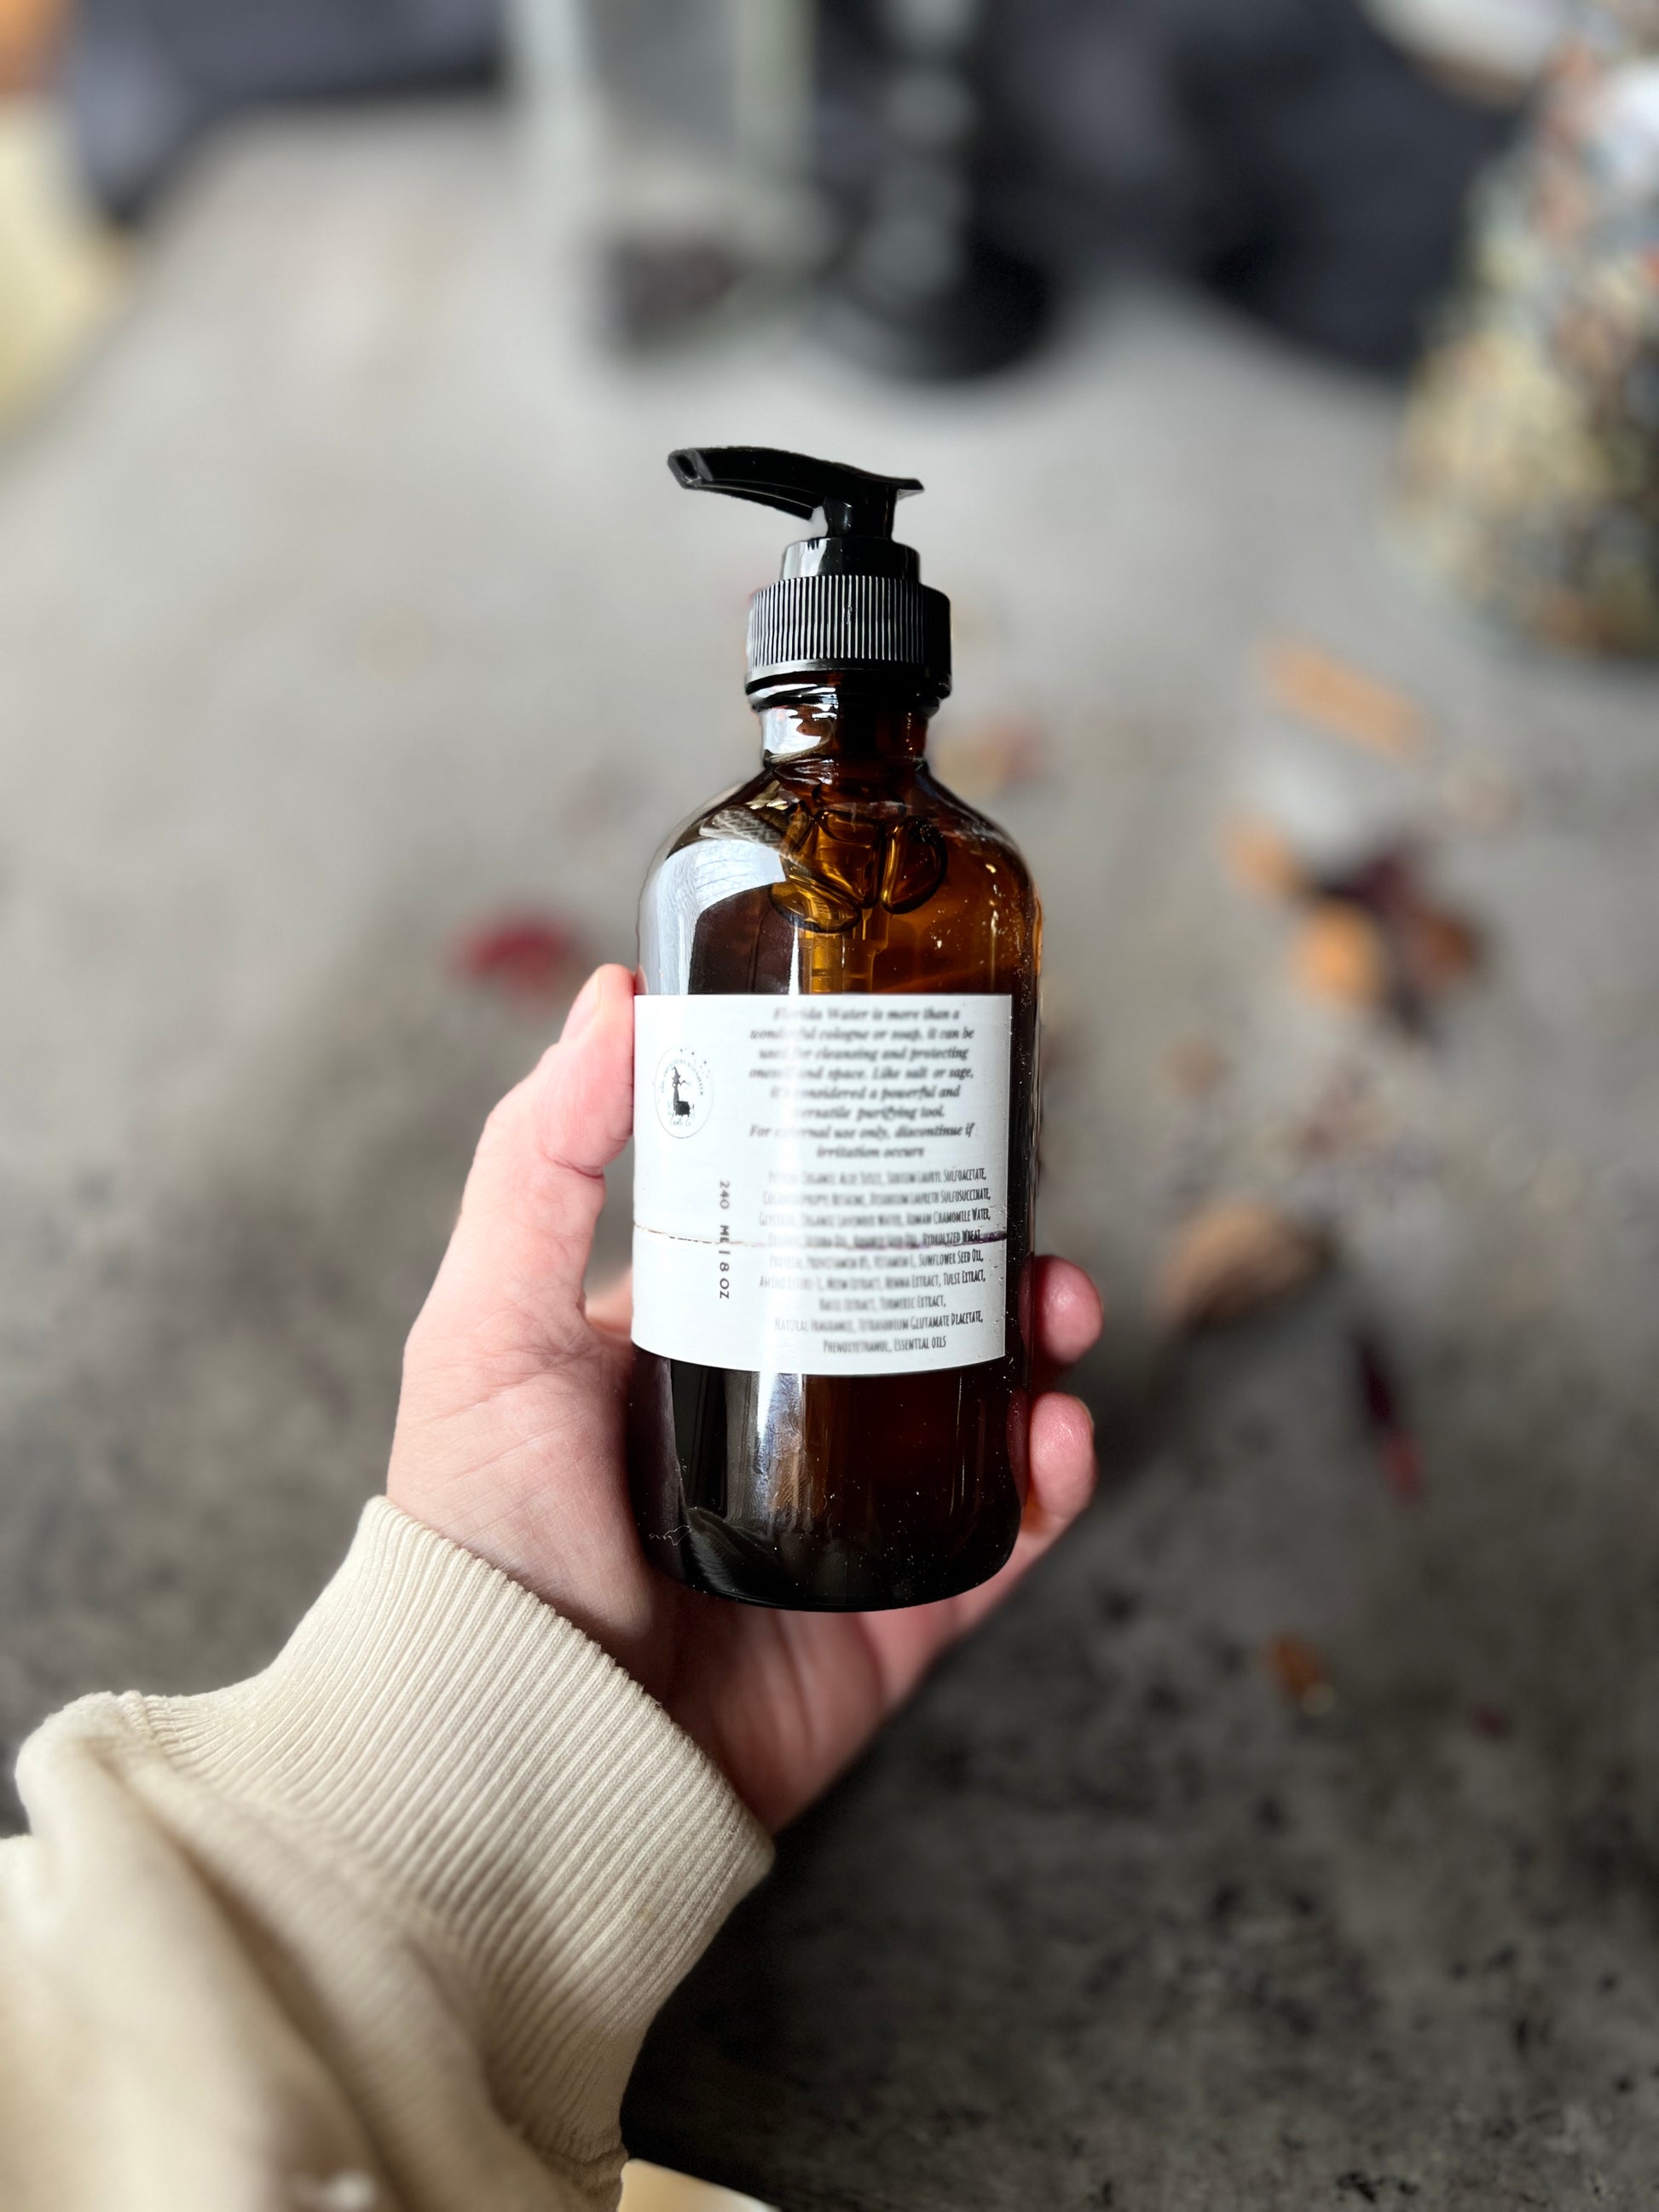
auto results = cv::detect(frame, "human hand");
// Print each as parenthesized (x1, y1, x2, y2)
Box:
(389, 964, 1103, 1830)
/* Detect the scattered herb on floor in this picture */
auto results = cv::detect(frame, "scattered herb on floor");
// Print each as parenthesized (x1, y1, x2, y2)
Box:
(453, 913, 583, 1002)
(1259, 638, 1430, 760)
(1156, 1199, 1332, 1331)
(1352, 1328, 1425, 1503)
(1263, 1634, 1336, 1717)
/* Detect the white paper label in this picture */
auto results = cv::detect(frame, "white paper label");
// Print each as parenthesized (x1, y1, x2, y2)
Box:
(632, 993, 1012, 1377)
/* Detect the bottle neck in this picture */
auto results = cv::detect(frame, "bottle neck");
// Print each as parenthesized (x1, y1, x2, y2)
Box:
(754, 678, 937, 780)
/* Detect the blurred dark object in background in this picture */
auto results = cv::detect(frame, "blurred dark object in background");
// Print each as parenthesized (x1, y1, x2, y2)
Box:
(604, 239, 747, 352)
(822, 0, 1517, 370)
(523, 0, 821, 355)
(818, 0, 1194, 288)
(61, 0, 1514, 373)
(1167, 0, 1517, 367)
(62, 0, 501, 220)
(816, 0, 1054, 380)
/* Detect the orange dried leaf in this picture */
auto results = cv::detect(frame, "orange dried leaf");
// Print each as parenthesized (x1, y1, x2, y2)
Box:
(1223, 814, 1308, 903)
(1155, 1199, 1332, 1331)
(1259, 638, 1429, 761)
(1263, 1633, 1335, 1713)
(1398, 903, 1483, 995)
(1291, 903, 1390, 1008)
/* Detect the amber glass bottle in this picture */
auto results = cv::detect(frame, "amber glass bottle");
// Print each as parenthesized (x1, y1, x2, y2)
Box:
(628, 448, 1040, 1610)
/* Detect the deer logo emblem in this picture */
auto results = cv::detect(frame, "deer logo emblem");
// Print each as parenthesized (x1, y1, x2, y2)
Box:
(654, 1047, 711, 1138)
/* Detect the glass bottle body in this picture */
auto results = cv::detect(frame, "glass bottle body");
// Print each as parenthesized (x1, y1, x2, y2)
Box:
(628, 679, 1040, 1610)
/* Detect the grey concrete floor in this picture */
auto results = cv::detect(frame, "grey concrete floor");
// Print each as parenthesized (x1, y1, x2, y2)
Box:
(5, 99, 1659, 2209)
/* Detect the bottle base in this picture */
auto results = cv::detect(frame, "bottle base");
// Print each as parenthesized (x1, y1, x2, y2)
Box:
(628, 1350, 1026, 1612)
(636, 1512, 1020, 1613)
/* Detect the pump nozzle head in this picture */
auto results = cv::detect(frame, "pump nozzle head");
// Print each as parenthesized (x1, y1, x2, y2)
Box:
(668, 444, 950, 702)
(668, 447, 923, 540)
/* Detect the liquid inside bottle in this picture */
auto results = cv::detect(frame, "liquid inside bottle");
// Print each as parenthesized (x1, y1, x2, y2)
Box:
(628, 675, 1040, 1609)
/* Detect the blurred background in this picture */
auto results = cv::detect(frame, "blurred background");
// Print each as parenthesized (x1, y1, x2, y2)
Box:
(4, 1, 1659, 2204)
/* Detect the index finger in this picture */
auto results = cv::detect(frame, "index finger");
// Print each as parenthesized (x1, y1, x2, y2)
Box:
(1032, 1256, 1103, 1376)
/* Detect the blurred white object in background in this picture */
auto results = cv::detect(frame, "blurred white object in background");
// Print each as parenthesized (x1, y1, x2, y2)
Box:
(1363, 0, 1571, 90)
(1230, 713, 1425, 883)
(0, 96, 123, 430)
(510, 0, 823, 347)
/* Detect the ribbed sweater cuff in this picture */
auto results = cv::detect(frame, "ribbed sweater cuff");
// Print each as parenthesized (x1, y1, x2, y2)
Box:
(130, 1499, 772, 2175)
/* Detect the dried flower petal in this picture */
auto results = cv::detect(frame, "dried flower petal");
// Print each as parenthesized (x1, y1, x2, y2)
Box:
(1353, 1329, 1426, 1503)
(1259, 639, 1429, 760)
(454, 914, 582, 1001)
(1156, 1199, 1332, 1331)
(1317, 844, 1419, 917)
(1291, 904, 1392, 1008)
(1223, 814, 1309, 903)
(1263, 1633, 1336, 1715)
(1397, 904, 1483, 995)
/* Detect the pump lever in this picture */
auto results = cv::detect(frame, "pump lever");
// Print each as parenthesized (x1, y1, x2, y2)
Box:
(668, 447, 923, 538)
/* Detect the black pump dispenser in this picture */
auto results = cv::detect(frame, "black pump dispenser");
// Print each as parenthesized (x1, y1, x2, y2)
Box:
(668, 445, 951, 702)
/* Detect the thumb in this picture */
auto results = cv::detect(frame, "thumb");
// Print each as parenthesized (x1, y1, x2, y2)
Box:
(417, 963, 636, 1367)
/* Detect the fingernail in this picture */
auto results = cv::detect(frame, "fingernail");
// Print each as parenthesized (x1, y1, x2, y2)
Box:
(560, 968, 604, 1042)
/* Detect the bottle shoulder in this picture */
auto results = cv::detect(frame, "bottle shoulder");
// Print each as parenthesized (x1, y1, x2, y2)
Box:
(650, 771, 777, 871)
(653, 765, 1032, 881)
(638, 760, 1038, 996)
(910, 765, 1036, 887)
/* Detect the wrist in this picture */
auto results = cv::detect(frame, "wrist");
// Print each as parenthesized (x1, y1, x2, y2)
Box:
(117, 1499, 772, 2192)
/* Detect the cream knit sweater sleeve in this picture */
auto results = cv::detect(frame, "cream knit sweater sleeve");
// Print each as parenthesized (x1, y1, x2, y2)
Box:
(0, 1498, 774, 2212)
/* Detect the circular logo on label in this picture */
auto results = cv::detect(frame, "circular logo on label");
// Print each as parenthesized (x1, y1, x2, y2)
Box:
(654, 1046, 712, 1138)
